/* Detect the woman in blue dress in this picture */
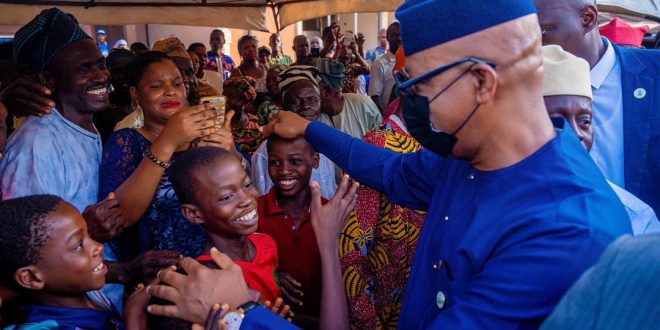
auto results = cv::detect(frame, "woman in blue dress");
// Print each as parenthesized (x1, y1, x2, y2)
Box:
(99, 51, 238, 261)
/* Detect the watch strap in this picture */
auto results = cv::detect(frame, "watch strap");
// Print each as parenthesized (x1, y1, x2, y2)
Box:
(237, 300, 260, 314)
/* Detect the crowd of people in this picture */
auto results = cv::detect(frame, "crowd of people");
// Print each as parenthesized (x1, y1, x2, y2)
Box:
(0, 0, 658, 329)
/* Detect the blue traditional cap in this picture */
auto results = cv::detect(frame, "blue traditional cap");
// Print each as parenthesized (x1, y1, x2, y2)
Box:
(13, 7, 91, 70)
(96, 29, 106, 35)
(395, 0, 537, 56)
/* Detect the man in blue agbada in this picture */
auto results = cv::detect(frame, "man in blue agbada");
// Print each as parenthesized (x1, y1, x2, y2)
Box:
(263, 0, 631, 328)
(143, 1, 631, 328)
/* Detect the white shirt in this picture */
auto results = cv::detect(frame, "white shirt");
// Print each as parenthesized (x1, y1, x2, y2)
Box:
(590, 38, 625, 187)
(319, 93, 383, 139)
(368, 51, 396, 110)
(608, 181, 660, 236)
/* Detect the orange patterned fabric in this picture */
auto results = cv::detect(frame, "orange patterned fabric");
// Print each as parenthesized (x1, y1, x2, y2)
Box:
(339, 117, 426, 329)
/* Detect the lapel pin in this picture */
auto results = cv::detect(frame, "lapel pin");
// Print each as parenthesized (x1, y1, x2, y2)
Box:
(633, 88, 646, 99)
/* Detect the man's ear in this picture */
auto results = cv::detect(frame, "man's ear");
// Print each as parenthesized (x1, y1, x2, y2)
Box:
(472, 63, 498, 105)
(312, 152, 320, 169)
(14, 266, 45, 291)
(181, 204, 204, 224)
(130, 86, 139, 107)
(581, 4, 599, 34)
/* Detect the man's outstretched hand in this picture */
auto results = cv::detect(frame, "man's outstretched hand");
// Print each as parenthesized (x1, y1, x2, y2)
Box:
(263, 110, 312, 139)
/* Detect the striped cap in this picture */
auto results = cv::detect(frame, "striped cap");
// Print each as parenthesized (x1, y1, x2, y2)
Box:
(277, 65, 322, 93)
(13, 8, 91, 70)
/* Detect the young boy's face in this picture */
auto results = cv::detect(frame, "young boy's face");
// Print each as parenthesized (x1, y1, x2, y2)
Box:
(31, 202, 106, 293)
(267, 138, 319, 197)
(190, 157, 260, 236)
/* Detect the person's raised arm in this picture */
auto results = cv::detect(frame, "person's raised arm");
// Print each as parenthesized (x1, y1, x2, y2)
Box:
(311, 175, 358, 330)
(351, 43, 369, 71)
(265, 111, 441, 210)
(109, 104, 217, 226)
(0, 70, 56, 117)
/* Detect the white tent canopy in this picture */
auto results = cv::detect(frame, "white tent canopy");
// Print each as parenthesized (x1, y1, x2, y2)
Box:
(0, 0, 402, 31)
(0, 0, 658, 32)
(600, 0, 660, 22)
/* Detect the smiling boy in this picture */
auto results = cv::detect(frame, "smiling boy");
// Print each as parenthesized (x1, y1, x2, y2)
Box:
(0, 195, 123, 329)
(170, 146, 280, 304)
(257, 134, 326, 327)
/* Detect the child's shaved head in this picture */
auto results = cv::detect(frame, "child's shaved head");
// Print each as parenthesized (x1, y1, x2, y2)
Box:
(0, 195, 62, 283)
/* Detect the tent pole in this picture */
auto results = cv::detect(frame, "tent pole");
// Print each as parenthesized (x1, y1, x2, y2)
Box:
(269, 1, 281, 32)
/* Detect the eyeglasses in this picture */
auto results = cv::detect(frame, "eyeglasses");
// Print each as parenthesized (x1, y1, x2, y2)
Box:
(395, 57, 497, 97)
(290, 96, 320, 109)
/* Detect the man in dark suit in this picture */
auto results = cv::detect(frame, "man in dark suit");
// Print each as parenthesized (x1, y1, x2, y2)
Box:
(535, 0, 660, 215)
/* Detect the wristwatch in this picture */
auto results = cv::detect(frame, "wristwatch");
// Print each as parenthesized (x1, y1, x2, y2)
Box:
(221, 301, 260, 330)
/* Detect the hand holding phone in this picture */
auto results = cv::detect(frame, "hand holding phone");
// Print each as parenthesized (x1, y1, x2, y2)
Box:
(200, 96, 226, 129)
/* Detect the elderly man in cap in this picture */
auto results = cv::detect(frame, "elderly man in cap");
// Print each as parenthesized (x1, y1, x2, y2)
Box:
(251, 66, 337, 200)
(0, 7, 126, 309)
(144, 1, 630, 328)
(534, 0, 660, 217)
(541, 45, 659, 236)
(314, 58, 382, 139)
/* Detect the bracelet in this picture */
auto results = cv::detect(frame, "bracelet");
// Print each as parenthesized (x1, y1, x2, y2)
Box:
(143, 148, 171, 169)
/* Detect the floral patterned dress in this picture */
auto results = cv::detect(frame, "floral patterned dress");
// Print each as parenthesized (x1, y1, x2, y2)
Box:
(99, 129, 206, 261)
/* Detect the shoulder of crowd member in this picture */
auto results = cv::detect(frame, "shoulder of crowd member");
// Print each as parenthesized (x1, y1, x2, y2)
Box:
(616, 44, 660, 67)
(344, 93, 381, 117)
(0, 117, 65, 195)
(104, 128, 144, 148)
(4, 115, 60, 149)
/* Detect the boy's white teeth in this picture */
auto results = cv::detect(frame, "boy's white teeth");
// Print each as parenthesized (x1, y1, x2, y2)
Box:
(88, 87, 107, 95)
(93, 262, 104, 272)
(235, 209, 257, 224)
(280, 179, 296, 186)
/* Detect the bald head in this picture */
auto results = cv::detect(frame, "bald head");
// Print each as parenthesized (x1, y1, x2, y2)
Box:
(533, 0, 602, 67)
(292, 35, 310, 64)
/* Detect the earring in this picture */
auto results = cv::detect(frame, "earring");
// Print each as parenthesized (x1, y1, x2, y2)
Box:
(133, 104, 144, 128)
